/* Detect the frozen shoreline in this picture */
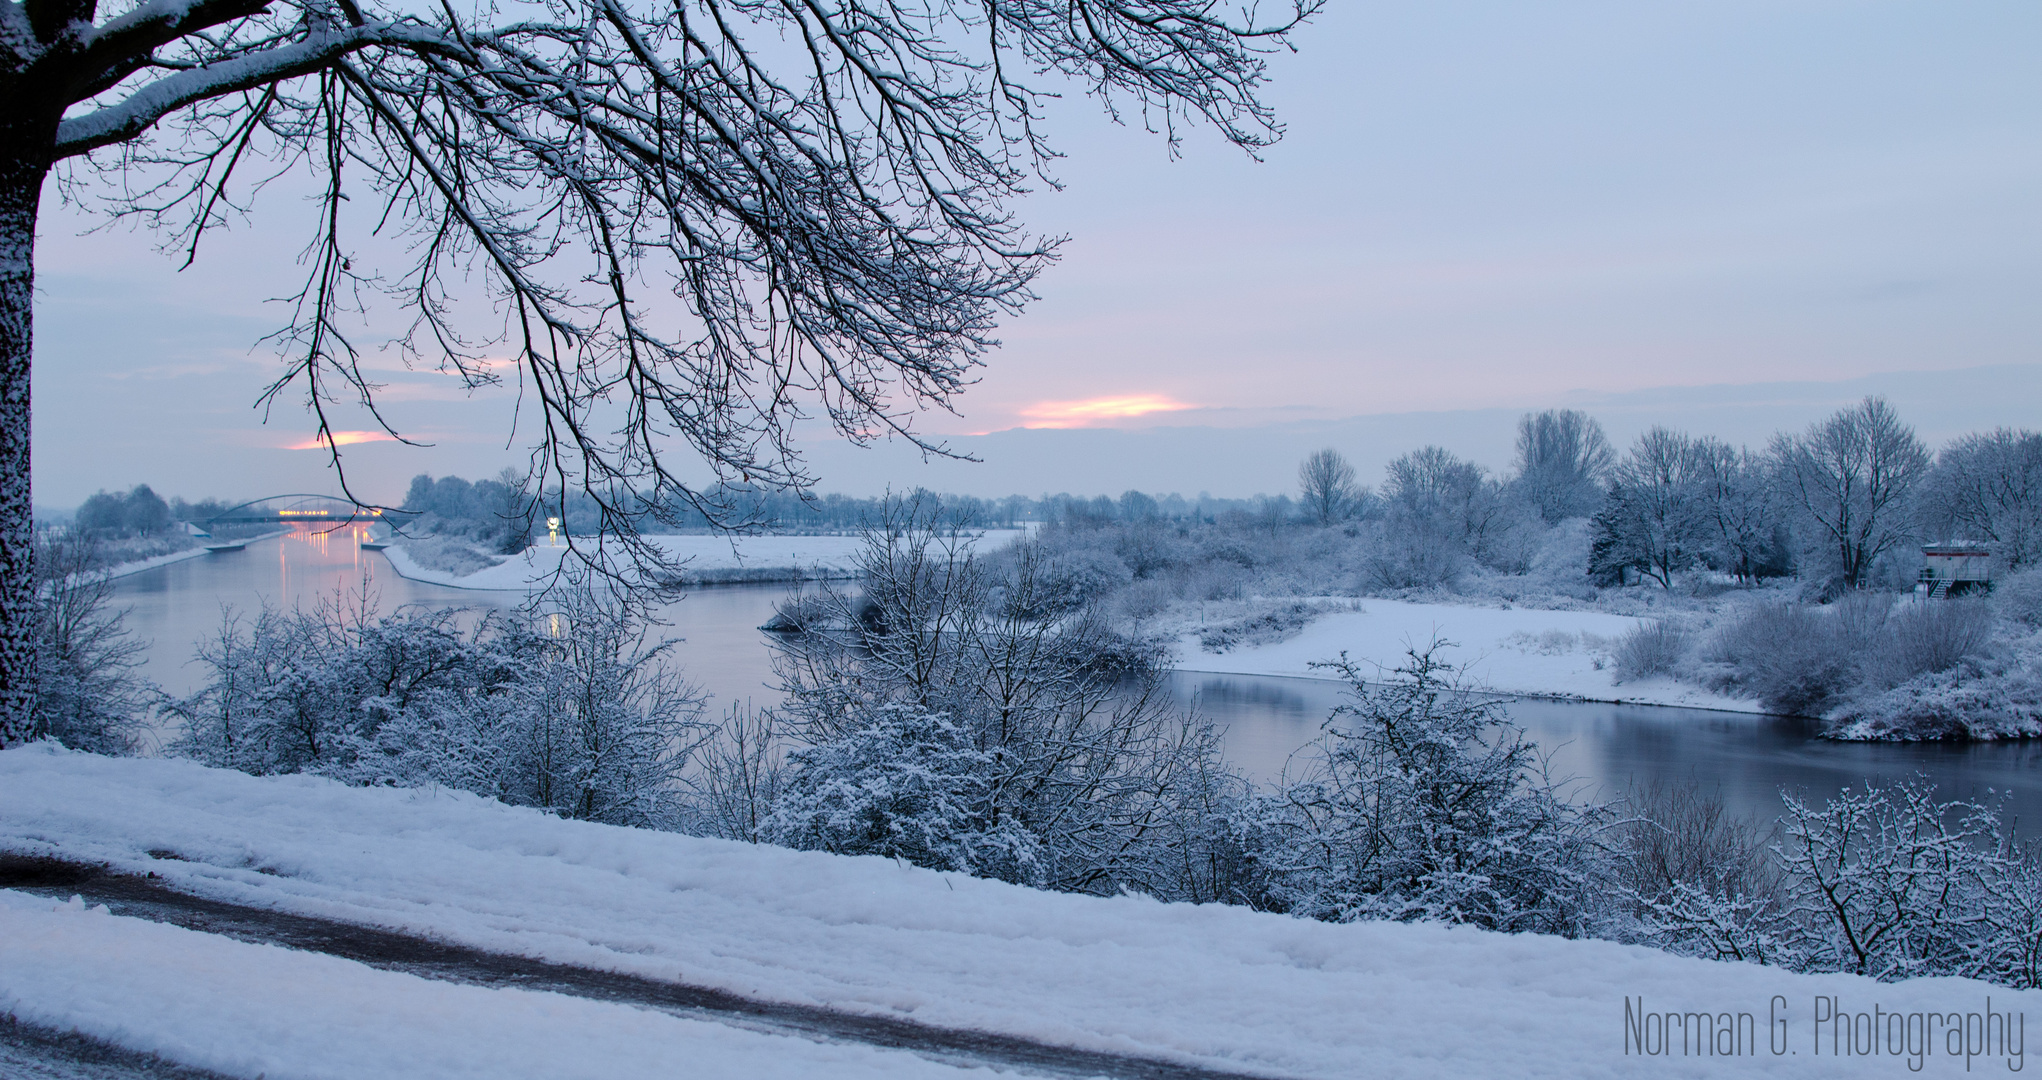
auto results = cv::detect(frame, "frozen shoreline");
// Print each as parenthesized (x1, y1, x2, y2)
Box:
(1170, 598, 1766, 715)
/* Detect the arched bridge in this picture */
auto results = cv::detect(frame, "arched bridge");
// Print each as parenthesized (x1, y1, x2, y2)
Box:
(199, 494, 390, 527)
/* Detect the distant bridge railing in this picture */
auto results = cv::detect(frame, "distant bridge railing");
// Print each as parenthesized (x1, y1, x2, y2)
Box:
(196, 495, 399, 527)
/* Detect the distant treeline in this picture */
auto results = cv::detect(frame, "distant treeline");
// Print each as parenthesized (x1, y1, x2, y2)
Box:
(395, 472, 1291, 546)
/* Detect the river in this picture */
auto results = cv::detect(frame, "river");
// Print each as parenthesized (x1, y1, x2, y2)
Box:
(115, 528, 2042, 828)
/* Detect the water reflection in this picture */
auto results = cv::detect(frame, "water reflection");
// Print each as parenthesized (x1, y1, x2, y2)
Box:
(114, 531, 788, 712)
(117, 537, 2042, 828)
(1173, 671, 2042, 828)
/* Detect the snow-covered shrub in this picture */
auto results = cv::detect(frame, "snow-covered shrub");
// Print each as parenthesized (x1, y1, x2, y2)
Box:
(1114, 577, 1177, 622)
(1367, 523, 1463, 590)
(1992, 567, 2042, 628)
(762, 705, 1047, 885)
(1775, 780, 1995, 981)
(393, 534, 503, 577)
(1706, 596, 1887, 715)
(1232, 642, 1611, 936)
(30, 531, 153, 754)
(1857, 597, 1993, 689)
(1611, 620, 1689, 682)
(169, 586, 703, 826)
(1523, 518, 1597, 599)
(1196, 600, 1340, 653)
(772, 497, 1239, 898)
(1823, 641, 2042, 740)
(1617, 781, 1795, 966)
(683, 705, 786, 842)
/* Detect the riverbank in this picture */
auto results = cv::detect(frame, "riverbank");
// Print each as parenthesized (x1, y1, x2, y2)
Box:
(5, 745, 2029, 1079)
(380, 530, 1025, 591)
(379, 534, 869, 590)
(1168, 598, 1765, 714)
(82, 528, 294, 585)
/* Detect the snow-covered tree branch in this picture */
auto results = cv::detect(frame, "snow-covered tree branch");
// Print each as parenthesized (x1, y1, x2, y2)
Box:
(0, 0, 1318, 744)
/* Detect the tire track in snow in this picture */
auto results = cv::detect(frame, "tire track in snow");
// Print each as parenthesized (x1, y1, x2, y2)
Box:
(2, 855, 1288, 1080)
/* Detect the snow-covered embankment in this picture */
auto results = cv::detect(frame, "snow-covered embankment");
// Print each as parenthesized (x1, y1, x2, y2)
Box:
(1174, 599, 1760, 713)
(3, 746, 2027, 1078)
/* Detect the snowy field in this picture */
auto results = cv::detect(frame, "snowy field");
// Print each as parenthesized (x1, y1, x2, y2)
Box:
(5, 745, 2031, 1078)
(1172, 599, 1762, 713)
(382, 531, 1023, 590)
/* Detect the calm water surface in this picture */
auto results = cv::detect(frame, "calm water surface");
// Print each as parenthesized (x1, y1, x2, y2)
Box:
(119, 531, 2042, 825)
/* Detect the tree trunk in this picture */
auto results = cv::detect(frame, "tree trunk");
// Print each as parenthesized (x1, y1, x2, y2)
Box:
(0, 152, 46, 747)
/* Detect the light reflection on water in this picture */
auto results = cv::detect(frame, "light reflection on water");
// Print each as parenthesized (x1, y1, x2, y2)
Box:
(117, 534, 2042, 826)
(114, 531, 789, 713)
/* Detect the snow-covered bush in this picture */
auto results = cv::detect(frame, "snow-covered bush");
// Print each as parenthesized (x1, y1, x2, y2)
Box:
(762, 705, 1047, 885)
(30, 531, 153, 754)
(1857, 597, 1993, 689)
(1823, 641, 2042, 740)
(392, 533, 503, 577)
(683, 705, 786, 842)
(1196, 600, 1342, 653)
(1775, 781, 1994, 981)
(1366, 522, 1463, 590)
(771, 497, 1240, 898)
(1232, 642, 1611, 936)
(1706, 595, 1890, 715)
(1992, 567, 2042, 628)
(1611, 620, 1689, 682)
(169, 585, 703, 826)
(1618, 781, 1794, 967)
(1620, 777, 2042, 987)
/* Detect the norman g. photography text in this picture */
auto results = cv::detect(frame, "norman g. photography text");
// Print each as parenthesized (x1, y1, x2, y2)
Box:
(1627, 995, 2026, 1070)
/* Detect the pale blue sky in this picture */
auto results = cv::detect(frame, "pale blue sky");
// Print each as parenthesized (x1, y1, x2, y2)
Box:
(32, 0, 2042, 506)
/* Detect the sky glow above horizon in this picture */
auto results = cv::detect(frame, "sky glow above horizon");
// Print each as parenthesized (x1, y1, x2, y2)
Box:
(29, 0, 2042, 505)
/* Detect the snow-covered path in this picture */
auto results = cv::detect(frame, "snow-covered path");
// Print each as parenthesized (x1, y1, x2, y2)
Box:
(0, 892, 998, 1080)
(3, 746, 2035, 1078)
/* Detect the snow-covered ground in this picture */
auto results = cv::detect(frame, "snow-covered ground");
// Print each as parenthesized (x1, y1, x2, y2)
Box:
(381, 531, 1024, 591)
(1172, 599, 1762, 713)
(75, 527, 296, 585)
(5, 745, 2030, 1078)
(0, 893, 983, 1080)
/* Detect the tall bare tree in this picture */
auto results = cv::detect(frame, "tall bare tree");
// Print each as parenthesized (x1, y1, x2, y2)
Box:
(1771, 397, 1930, 591)
(1512, 408, 1614, 523)
(0, 0, 1317, 744)
(1918, 428, 2042, 570)
(1296, 447, 1357, 525)
(1598, 426, 1706, 589)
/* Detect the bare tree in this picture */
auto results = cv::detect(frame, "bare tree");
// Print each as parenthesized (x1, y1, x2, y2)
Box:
(1690, 436, 1783, 584)
(0, 0, 1318, 744)
(1296, 447, 1358, 525)
(1917, 428, 2042, 569)
(1597, 427, 1706, 589)
(1771, 397, 1930, 591)
(1513, 409, 1614, 523)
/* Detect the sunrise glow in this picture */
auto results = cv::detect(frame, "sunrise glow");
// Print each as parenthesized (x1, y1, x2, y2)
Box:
(1018, 395, 1196, 428)
(285, 431, 399, 450)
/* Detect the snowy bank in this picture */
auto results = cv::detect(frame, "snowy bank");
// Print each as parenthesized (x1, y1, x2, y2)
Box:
(380, 531, 1025, 591)
(4, 746, 2029, 1078)
(379, 534, 873, 591)
(0, 892, 981, 1080)
(1173, 599, 1763, 713)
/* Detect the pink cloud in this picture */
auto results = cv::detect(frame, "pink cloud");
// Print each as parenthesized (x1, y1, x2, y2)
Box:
(1018, 394, 1197, 428)
(285, 430, 400, 450)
